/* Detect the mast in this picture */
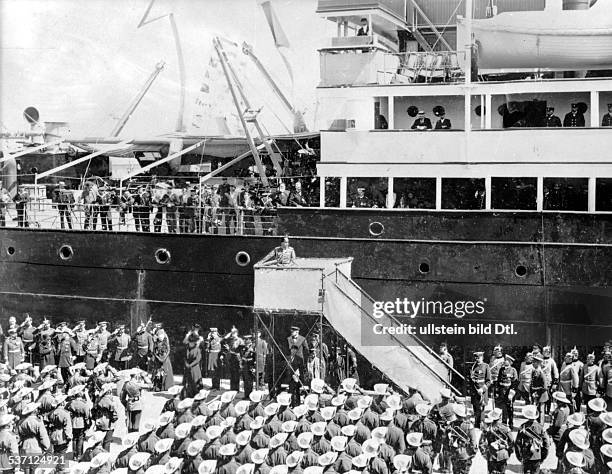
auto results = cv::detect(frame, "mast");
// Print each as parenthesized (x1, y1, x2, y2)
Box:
(464, 0, 473, 155)
(169, 13, 186, 133)
(111, 62, 165, 137)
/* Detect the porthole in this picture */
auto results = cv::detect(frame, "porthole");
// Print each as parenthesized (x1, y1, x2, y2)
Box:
(6, 246, 15, 256)
(58, 245, 73, 261)
(515, 265, 527, 277)
(235, 251, 251, 267)
(419, 262, 430, 274)
(155, 248, 171, 265)
(368, 221, 384, 236)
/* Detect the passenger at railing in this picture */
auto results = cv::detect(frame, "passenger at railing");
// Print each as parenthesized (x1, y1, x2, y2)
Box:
(563, 103, 585, 127)
(434, 111, 452, 130)
(52, 181, 75, 230)
(375, 114, 388, 130)
(118, 189, 133, 227)
(356, 18, 370, 36)
(0, 185, 9, 227)
(602, 103, 612, 127)
(274, 182, 291, 206)
(545, 107, 562, 127)
(241, 185, 256, 236)
(151, 182, 170, 233)
(350, 187, 374, 208)
(13, 185, 29, 228)
(411, 110, 432, 131)
(226, 184, 241, 235)
(289, 181, 309, 207)
(133, 186, 151, 233)
(397, 191, 419, 209)
(179, 184, 196, 234)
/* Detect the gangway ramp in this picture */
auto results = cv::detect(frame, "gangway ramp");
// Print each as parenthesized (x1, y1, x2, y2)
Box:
(254, 257, 461, 401)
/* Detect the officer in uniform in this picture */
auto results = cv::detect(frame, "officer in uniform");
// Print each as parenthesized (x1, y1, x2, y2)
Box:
(580, 352, 601, 407)
(479, 408, 513, 474)
(255, 330, 269, 388)
(563, 103, 586, 127)
(84, 332, 100, 370)
(18, 314, 36, 365)
(602, 103, 612, 127)
(36, 319, 56, 369)
(431, 387, 455, 473)
(468, 351, 491, 427)
(53, 182, 75, 230)
(559, 351, 580, 412)
(95, 321, 111, 362)
(66, 387, 91, 458)
(351, 187, 373, 208)
(16, 402, 51, 474)
(73, 320, 88, 364)
(120, 369, 151, 433)
(448, 404, 478, 474)
(260, 237, 297, 266)
(57, 328, 78, 385)
(541, 346, 559, 415)
(3, 328, 24, 370)
(288, 326, 309, 406)
(132, 322, 153, 371)
(240, 335, 256, 399)
(110, 325, 131, 370)
(514, 405, 549, 474)
(545, 107, 562, 127)
(495, 354, 518, 429)
(489, 345, 505, 408)
(205, 328, 222, 386)
(439, 343, 454, 382)
(517, 352, 534, 404)
(223, 327, 244, 392)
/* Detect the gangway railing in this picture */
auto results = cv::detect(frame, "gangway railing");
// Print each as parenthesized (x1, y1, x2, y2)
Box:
(329, 267, 463, 394)
(332, 265, 465, 384)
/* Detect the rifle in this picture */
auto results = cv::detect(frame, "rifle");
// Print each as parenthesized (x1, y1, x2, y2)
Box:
(449, 425, 470, 446)
(521, 426, 543, 453)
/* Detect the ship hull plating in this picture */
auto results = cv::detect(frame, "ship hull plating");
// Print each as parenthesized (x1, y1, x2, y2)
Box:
(0, 208, 610, 352)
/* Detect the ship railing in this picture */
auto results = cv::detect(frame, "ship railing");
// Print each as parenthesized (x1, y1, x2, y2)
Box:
(0, 201, 279, 236)
(380, 51, 464, 85)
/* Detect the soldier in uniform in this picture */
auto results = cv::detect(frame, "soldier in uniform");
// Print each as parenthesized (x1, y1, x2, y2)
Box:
(205, 328, 222, 386)
(120, 369, 151, 433)
(468, 351, 491, 427)
(133, 186, 151, 232)
(602, 103, 612, 127)
(16, 402, 50, 474)
(489, 345, 505, 408)
(559, 351, 580, 413)
(93, 383, 118, 450)
(495, 354, 518, 429)
(479, 408, 513, 474)
(530, 354, 550, 423)
(517, 351, 534, 404)
(48, 394, 72, 472)
(84, 332, 100, 370)
(109, 325, 131, 370)
(73, 320, 88, 364)
(53, 182, 75, 230)
(131, 322, 153, 371)
(288, 326, 309, 406)
(514, 405, 549, 474)
(571, 347, 584, 411)
(580, 352, 601, 407)
(438, 343, 454, 382)
(447, 404, 478, 474)
(95, 321, 111, 363)
(13, 186, 29, 228)
(541, 346, 559, 415)
(564, 103, 586, 127)
(255, 330, 269, 388)
(431, 388, 455, 473)
(35, 319, 55, 370)
(602, 350, 612, 410)
(66, 386, 91, 458)
(240, 335, 256, 399)
(545, 107, 562, 127)
(0, 414, 19, 473)
(223, 327, 244, 392)
(260, 237, 297, 266)
(56, 329, 78, 387)
(18, 314, 36, 365)
(3, 328, 24, 370)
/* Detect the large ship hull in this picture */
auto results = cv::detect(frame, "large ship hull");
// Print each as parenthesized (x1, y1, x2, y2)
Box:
(1, 208, 610, 351)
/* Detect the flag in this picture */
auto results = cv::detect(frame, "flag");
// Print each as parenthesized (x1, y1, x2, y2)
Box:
(259, 0, 294, 86)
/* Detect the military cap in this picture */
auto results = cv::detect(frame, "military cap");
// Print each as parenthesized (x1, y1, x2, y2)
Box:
(330, 436, 348, 451)
(286, 451, 304, 468)
(154, 438, 174, 454)
(129, 453, 151, 471)
(250, 416, 265, 430)
(310, 379, 326, 394)
(297, 432, 314, 449)
(569, 429, 590, 450)
(269, 432, 289, 448)
(341, 425, 356, 437)
(264, 403, 280, 417)
(206, 425, 223, 440)
(392, 454, 412, 472)
(290, 326, 299, 331)
(406, 432, 423, 447)
(221, 390, 238, 404)
(602, 428, 612, 444)
(473, 351, 484, 357)
(159, 411, 175, 426)
(567, 412, 585, 427)
(587, 397, 606, 412)
(352, 455, 368, 468)
(415, 403, 431, 417)
(504, 354, 515, 363)
(190, 415, 206, 428)
(236, 430, 252, 446)
(249, 391, 265, 403)
(194, 389, 210, 401)
(277, 392, 291, 406)
(310, 422, 326, 437)
(552, 392, 570, 404)
(164, 457, 183, 474)
(522, 405, 539, 420)
(177, 398, 194, 411)
(251, 449, 269, 465)
(140, 420, 157, 433)
(282, 420, 298, 433)
(187, 439, 206, 457)
(91, 452, 111, 469)
(318, 452, 338, 466)
(21, 402, 40, 416)
(236, 465, 255, 474)
(174, 423, 192, 439)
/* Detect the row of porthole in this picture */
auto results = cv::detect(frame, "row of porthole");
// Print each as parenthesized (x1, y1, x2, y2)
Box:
(4, 245, 253, 268)
(4, 244, 528, 276)
(368, 222, 528, 278)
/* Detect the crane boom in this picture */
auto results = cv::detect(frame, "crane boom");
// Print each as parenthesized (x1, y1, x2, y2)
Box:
(242, 42, 308, 133)
(111, 61, 165, 137)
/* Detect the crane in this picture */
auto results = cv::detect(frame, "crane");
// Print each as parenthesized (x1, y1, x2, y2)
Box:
(241, 42, 308, 133)
(110, 61, 166, 137)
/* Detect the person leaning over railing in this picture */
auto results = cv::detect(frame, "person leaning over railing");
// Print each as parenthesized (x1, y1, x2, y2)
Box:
(0, 185, 10, 227)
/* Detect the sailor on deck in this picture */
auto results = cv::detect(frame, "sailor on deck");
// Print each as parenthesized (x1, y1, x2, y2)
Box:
(545, 107, 562, 127)
(260, 237, 296, 266)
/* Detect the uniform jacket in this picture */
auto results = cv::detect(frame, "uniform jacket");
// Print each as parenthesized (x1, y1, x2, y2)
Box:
(48, 406, 73, 445)
(3, 337, 24, 369)
(56, 337, 79, 368)
(0, 429, 19, 470)
(17, 414, 50, 454)
(515, 420, 548, 461)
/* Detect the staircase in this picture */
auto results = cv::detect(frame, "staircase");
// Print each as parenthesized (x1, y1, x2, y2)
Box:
(254, 257, 462, 402)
